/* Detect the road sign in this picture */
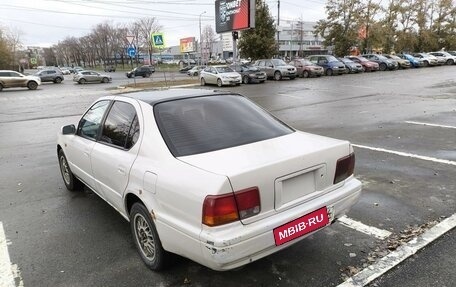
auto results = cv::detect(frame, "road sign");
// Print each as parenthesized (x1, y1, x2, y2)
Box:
(126, 35, 135, 45)
(30, 58, 37, 64)
(127, 47, 136, 57)
(151, 33, 165, 48)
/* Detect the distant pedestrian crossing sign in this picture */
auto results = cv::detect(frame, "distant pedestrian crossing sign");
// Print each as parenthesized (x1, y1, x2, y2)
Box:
(151, 33, 165, 48)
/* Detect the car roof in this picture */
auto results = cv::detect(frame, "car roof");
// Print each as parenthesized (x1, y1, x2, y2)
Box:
(120, 88, 234, 106)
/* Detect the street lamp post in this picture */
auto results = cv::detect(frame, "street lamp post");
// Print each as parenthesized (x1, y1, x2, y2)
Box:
(199, 11, 206, 66)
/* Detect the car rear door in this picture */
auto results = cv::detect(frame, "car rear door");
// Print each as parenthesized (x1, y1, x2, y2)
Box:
(90, 99, 141, 211)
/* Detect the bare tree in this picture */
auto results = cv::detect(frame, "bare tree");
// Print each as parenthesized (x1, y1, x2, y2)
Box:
(132, 18, 162, 64)
(202, 25, 216, 60)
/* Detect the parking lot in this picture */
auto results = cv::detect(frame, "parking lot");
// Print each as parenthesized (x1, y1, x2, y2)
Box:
(0, 66, 455, 286)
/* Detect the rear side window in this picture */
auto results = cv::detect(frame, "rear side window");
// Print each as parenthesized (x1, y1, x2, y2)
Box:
(154, 95, 294, 157)
(100, 101, 139, 149)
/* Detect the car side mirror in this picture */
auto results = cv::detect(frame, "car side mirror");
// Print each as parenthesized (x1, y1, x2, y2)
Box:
(62, 124, 76, 135)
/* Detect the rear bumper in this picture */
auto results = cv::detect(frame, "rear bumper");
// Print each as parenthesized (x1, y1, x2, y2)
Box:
(198, 177, 362, 270)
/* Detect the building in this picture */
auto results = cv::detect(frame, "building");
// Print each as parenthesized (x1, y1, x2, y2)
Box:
(277, 20, 327, 58)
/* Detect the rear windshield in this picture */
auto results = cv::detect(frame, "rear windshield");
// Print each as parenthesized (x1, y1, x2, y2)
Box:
(154, 95, 294, 157)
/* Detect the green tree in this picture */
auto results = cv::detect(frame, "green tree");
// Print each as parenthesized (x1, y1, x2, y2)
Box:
(314, 0, 364, 56)
(238, 0, 277, 60)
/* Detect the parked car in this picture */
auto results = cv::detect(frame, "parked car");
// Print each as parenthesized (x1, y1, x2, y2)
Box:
(126, 66, 155, 78)
(73, 70, 112, 84)
(74, 67, 84, 73)
(104, 65, 116, 72)
(60, 68, 71, 75)
(428, 51, 456, 65)
(306, 55, 346, 76)
(0, 70, 41, 91)
(396, 54, 423, 68)
(253, 59, 297, 80)
(179, 65, 194, 73)
(187, 66, 205, 77)
(289, 58, 324, 78)
(338, 58, 363, 73)
(35, 69, 64, 83)
(412, 53, 439, 67)
(384, 54, 411, 69)
(200, 65, 241, 87)
(56, 88, 362, 271)
(345, 56, 380, 72)
(362, 54, 399, 71)
(230, 64, 267, 84)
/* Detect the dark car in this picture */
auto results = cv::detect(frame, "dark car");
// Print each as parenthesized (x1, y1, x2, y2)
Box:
(306, 55, 346, 76)
(126, 66, 155, 78)
(179, 65, 195, 73)
(104, 65, 116, 72)
(338, 58, 363, 73)
(34, 69, 64, 83)
(362, 54, 399, 71)
(289, 58, 324, 78)
(230, 64, 267, 84)
(346, 56, 379, 72)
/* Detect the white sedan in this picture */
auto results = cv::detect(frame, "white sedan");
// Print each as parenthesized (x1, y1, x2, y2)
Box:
(200, 65, 242, 87)
(57, 89, 361, 271)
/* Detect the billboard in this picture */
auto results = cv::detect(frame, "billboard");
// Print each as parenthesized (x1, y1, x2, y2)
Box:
(215, 0, 255, 33)
(180, 37, 196, 53)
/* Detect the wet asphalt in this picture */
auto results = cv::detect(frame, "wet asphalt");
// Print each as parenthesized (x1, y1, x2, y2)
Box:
(0, 66, 455, 286)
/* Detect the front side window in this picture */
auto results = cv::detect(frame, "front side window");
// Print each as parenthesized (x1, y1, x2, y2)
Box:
(78, 100, 110, 140)
(100, 101, 138, 149)
(154, 95, 294, 157)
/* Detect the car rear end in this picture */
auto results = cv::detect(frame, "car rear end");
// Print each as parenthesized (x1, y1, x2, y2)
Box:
(182, 132, 361, 270)
(153, 93, 361, 270)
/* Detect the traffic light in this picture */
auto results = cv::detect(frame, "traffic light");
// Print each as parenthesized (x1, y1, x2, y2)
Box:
(232, 31, 239, 40)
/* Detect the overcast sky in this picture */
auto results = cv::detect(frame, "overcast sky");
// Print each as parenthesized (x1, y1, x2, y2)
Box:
(0, 0, 326, 47)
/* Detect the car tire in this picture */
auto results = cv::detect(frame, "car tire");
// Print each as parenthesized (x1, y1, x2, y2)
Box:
(379, 63, 387, 71)
(58, 149, 82, 191)
(0, 84, 3, 92)
(79, 79, 87, 84)
(325, 69, 333, 76)
(243, 75, 250, 84)
(303, 70, 310, 78)
(193, 72, 198, 76)
(54, 77, 62, 84)
(273, 71, 282, 81)
(102, 77, 109, 83)
(130, 203, 170, 271)
(27, 81, 38, 90)
(447, 59, 454, 65)
(200, 78, 206, 86)
(423, 61, 429, 67)
(217, 78, 223, 87)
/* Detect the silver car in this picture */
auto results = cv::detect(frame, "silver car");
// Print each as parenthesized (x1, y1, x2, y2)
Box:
(73, 70, 112, 84)
(200, 66, 241, 87)
(253, 59, 297, 80)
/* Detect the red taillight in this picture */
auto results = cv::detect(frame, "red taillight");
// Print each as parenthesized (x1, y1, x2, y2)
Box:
(202, 187, 261, 227)
(334, 153, 355, 184)
(202, 194, 239, 227)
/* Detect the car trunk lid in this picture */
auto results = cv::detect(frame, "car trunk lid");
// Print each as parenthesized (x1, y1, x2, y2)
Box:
(179, 132, 350, 224)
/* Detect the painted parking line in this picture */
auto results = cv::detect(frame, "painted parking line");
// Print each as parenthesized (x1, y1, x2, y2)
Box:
(405, 121, 456, 129)
(0, 222, 15, 287)
(338, 216, 392, 240)
(337, 213, 456, 287)
(352, 144, 456, 166)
